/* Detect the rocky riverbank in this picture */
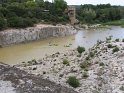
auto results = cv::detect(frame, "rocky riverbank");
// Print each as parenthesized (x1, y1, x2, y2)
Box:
(79, 24, 111, 30)
(16, 39, 124, 93)
(0, 24, 76, 47)
(0, 62, 78, 93)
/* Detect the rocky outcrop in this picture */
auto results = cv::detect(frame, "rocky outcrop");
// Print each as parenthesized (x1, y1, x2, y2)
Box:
(0, 62, 78, 93)
(0, 24, 76, 47)
(17, 40, 124, 93)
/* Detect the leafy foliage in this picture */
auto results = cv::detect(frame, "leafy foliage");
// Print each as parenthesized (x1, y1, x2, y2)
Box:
(80, 61, 90, 69)
(0, 18, 7, 30)
(113, 47, 119, 53)
(67, 76, 80, 88)
(77, 46, 85, 54)
(115, 38, 119, 42)
(122, 39, 124, 42)
(82, 71, 89, 79)
(0, 0, 68, 30)
(77, 4, 124, 24)
(107, 44, 113, 48)
(63, 59, 69, 65)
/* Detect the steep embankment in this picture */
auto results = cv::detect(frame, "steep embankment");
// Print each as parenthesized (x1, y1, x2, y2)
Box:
(0, 24, 76, 47)
(17, 40, 124, 93)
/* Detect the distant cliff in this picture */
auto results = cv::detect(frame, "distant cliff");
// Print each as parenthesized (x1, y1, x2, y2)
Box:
(0, 24, 76, 47)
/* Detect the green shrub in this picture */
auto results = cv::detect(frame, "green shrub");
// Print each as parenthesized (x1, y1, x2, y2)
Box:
(89, 52, 94, 57)
(84, 68, 88, 71)
(67, 76, 80, 88)
(113, 47, 119, 53)
(63, 59, 69, 65)
(120, 86, 124, 91)
(23, 17, 34, 27)
(8, 17, 24, 28)
(31, 17, 38, 24)
(77, 46, 85, 54)
(28, 61, 32, 64)
(99, 62, 104, 66)
(82, 72, 89, 79)
(8, 17, 34, 28)
(107, 44, 113, 48)
(97, 40, 102, 45)
(6, 12, 17, 18)
(122, 39, 124, 42)
(80, 61, 89, 69)
(115, 38, 119, 42)
(85, 56, 90, 60)
(0, 18, 7, 30)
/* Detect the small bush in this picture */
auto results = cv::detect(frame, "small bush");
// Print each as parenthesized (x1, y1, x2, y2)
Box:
(63, 59, 69, 65)
(27, 61, 32, 64)
(115, 38, 119, 42)
(84, 68, 88, 71)
(94, 50, 97, 53)
(67, 76, 80, 88)
(97, 40, 102, 45)
(120, 86, 124, 91)
(82, 72, 89, 79)
(122, 39, 124, 42)
(77, 46, 85, 54)
(85, 56, 90, 60)
(0, 18, 7, 30)
(99, 62, 104, 66)
(8, 17, 24, 28)
(107, 44, 113, 48)
(80, 61, 89, 69)
(8, 17, 34, 28)
(89, 52, 94, 57)
(113, 47, 119, 53)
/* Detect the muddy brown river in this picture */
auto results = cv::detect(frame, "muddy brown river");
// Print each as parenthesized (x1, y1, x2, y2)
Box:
(0, 26, 124, 64)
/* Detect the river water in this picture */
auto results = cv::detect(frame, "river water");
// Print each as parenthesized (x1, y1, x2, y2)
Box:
(0, 26, 124, 64)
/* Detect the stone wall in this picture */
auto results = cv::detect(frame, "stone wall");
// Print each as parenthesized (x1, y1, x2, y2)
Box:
(0, 25, 76, 47)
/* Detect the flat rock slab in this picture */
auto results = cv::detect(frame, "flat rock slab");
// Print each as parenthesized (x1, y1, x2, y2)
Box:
(0, 63, 77, 93)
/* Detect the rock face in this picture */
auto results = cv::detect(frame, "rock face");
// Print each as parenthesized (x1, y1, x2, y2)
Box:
(0, 24, 76, 47)
(0, 63, 77, 93)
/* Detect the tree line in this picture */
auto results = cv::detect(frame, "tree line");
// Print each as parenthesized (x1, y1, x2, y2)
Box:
(0, 0, 124, 30)
(76, 4, 124, 24)
(0, 0, 68, 30)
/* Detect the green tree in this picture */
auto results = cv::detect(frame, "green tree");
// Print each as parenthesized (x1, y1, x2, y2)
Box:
(54, 0, 67, 15)
(0, 18, 7, 30)
(35, 0, 44, 7)
(8, 17, 24, 28)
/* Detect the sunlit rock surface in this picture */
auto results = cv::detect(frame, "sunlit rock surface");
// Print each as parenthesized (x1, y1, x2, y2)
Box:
(17, 41, 124, 93)
(0, 63, 77, 93)
(0, 24, 76, 47)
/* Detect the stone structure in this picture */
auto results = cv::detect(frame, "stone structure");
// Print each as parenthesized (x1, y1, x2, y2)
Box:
(67, 6, 78, 25)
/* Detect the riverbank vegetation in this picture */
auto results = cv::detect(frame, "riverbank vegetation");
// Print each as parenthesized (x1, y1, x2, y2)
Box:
(103, 19, 124, 27)
(76, 4, 124, 25)
(0, 0, 68, 30)
(0, 0, 124, 30)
